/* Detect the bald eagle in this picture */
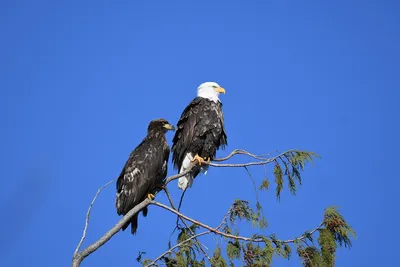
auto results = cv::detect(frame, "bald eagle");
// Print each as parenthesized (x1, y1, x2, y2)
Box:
(172, 82, 227, 190)
(116, 118, 175, 234)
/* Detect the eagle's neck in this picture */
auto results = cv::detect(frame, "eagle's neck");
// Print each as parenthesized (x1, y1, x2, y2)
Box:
(197, 93, 220, 103)
(147, 130, 166, 141)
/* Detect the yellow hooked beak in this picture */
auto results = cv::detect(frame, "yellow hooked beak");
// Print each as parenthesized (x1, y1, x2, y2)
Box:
(215, 87, 226, 94)
(163, 123, 175, 131)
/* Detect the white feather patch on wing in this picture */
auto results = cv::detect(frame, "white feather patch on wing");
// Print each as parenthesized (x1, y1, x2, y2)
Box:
(131, 168, 140, 179)
(126, 168, 140, 182)
(178, 152, 194, 190)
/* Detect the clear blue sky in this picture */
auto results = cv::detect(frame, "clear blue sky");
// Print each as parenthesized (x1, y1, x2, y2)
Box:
(1, 1, 398, 266)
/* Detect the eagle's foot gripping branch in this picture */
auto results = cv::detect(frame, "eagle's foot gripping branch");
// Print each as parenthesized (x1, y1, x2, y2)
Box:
(147, 193, 155, 200)
(191, 154, 210, 166)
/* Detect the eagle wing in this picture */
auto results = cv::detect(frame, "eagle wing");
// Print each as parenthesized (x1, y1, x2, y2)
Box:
(154, 142, 170, 186)
(116, 138, 168, 216)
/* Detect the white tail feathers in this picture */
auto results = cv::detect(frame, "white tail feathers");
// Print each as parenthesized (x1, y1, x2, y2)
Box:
(178, 173, 193, 190)
(178, 153, 193, 190)
(177, 152, 210, 190)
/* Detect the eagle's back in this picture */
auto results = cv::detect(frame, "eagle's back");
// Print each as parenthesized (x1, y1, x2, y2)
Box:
(172, 97, 227, 170)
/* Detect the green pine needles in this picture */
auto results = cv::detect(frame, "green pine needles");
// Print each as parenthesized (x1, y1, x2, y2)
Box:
(137, 149, 354, 266)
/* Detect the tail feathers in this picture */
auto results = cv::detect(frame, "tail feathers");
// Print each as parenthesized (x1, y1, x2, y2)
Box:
(178, 152, 211, 190)
(130, 214, 139, 235)
(178, 174, 191, 190)
(178, 167, 200, 190)
(121, 214, 139, 235)
(142, 207, 148, 217)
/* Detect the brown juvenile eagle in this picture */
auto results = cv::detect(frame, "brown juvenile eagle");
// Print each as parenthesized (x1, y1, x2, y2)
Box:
(116, 118, 175, 234)
(172, 82, 227, 190)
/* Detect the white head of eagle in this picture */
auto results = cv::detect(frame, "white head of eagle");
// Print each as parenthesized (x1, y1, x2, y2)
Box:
(197, 82, 226, 103)
(172, 81, 228, 190)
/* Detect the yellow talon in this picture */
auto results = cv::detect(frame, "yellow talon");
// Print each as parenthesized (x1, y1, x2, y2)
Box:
(147, 193, 155, 200)
(192, 154, 206, 165)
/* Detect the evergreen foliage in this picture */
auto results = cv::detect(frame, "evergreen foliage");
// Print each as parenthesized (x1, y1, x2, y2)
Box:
(136, 150, 354, 267)
(211, 247, 228, 267)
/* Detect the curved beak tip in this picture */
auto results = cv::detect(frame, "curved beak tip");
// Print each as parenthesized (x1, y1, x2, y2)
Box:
(165, 124, 175, 131)
(216, 87, 226, 94)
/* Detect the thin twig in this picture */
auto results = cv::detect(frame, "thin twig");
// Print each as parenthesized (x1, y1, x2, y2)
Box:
(213, 149, 277, 162)
(209, 149, 296, 168)
(216, 213, 229, 230)
(244, 166, 259, 204)
(74, 178, 116, 254)
(175, 189, 186, 226)
(72, 198, 152, 267)
(209, 161, 275, 168)
(144, 231, 211, 267)
(163, 187, 211, 261)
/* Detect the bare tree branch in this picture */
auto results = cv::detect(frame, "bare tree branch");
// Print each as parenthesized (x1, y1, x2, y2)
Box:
(213, 149, 278, 162)
(244, 166, 259, 203)
(164, 149, 294, 183)
(209, 161, 276, 168)
(74, 178, 116, 254)
(72, 198, 152, 267)
(175, 188, 186, 227)
(72, 164, 199, 266)
(209, 149, 297, 167)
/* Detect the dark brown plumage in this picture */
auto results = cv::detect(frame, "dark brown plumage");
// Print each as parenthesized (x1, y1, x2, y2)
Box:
(116, 118, 175, 234)
(172, 97, 227, 168)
